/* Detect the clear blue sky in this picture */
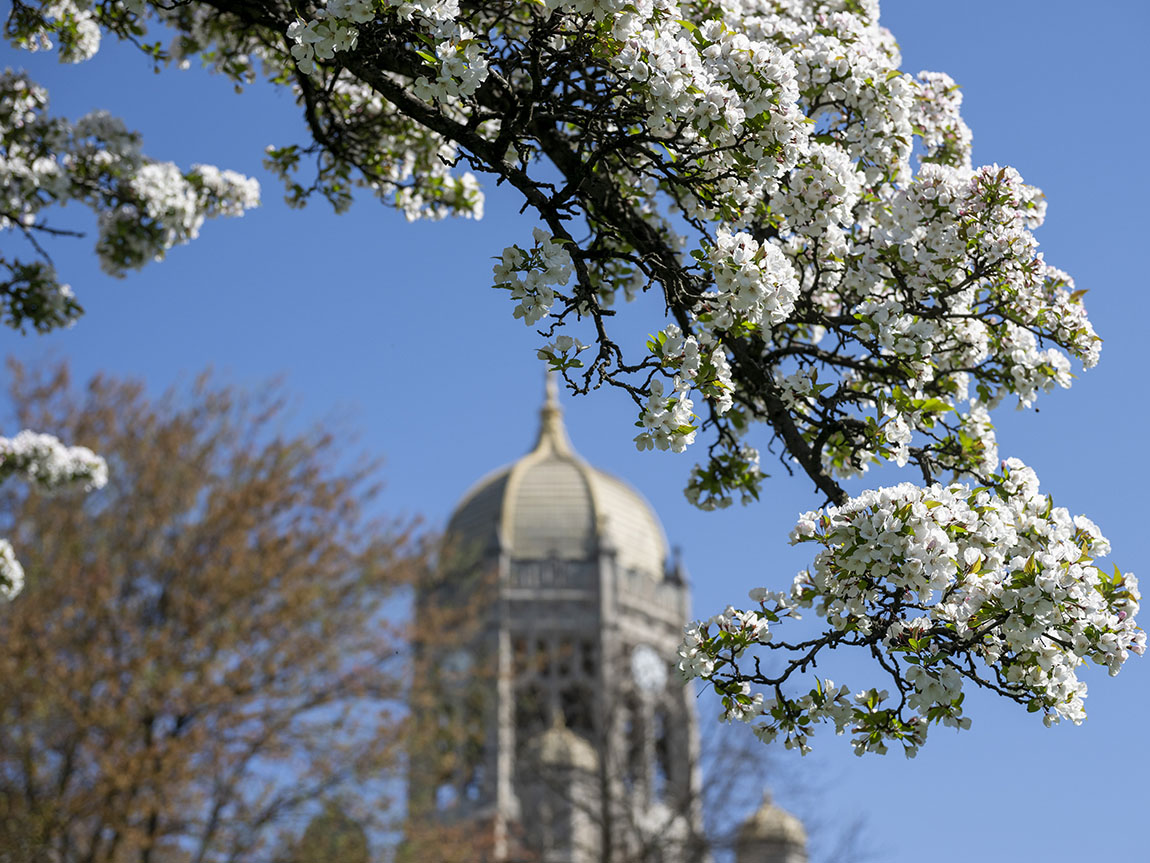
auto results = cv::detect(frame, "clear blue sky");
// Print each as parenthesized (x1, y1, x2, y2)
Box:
(3, 2, 1147, 860)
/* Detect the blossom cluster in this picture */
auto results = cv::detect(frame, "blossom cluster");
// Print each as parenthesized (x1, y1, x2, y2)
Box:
(683, 444, 762, 511)
(0, 431, 107, 495)
(0, 430, 108, 601)
(543, 0, 1091, 500)
(0, 62, 255, 606)
(537, 333, 588, 372)
(0, 540, 23, 601)
(634, 377, 697, 454)
(1, 11, 259, 610)
(288, 0, 489, 102)
(774, 142, 863, 241)
(639, 324, 735, 452)
(394, 160, 483, 222)
(911, 71, 972, 170)
(679, 459, 1143, 755)
(1, 71, 258, 317)
(702, 230, 801, 335)
(608, 9, 809, 219)
(98, 161, 260, 273)
(0, 259, 81, 333)
(789, 158, 1101, 484)
(287, 2, 369, 76)
(11, 0, 103, 62)
(492, 228, 574, 326)
(603, 5, 1099, 511)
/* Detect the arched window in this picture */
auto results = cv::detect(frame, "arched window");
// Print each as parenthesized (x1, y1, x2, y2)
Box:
(515, 681, 549, 745)
(535, 637, 552, 675)
(513, 636, 529, 675)
(462, 760, 485, 802)
(580, 639, 596, 677)
(653, 706, 671, 801)
(557, 637, 574, 676)
(429, 665, 488, 809)
(560, 681, 594, 736)
(622, 696, 644, 792)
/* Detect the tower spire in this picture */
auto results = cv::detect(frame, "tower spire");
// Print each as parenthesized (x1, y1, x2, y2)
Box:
(533, 370, 574, 455)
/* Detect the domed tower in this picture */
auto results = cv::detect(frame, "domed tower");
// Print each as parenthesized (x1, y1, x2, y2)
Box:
(409, 378, 704, 863)
(735, 792, 808, 863)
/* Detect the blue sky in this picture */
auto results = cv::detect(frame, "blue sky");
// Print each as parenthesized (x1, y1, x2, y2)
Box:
(3, 1, 1147, 860)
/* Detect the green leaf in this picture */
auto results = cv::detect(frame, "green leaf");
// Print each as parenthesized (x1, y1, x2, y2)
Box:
(917, 397, 953, 415)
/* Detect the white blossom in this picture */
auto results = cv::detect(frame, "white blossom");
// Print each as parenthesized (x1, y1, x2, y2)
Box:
(682, 460, 1142, 756)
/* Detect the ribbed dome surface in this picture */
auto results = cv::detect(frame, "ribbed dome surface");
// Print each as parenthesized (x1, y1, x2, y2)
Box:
(739, 792, 807, 847)
(507, 458, 596, 558)
(446, 378, 668, 580)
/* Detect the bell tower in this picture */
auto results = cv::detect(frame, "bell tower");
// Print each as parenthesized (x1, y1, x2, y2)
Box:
(408, 378, 704, 863)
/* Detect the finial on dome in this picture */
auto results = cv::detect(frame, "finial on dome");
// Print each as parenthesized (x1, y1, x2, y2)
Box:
(665, 545, 686, 584)
(545, 370, 560, 410)
(533, 370, 574, 455)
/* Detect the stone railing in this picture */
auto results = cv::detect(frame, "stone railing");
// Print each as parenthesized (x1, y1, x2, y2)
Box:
(508, 558, 597, 591)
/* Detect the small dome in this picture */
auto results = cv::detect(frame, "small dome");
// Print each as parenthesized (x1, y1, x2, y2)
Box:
(524, 717, 599, 772)
(446, 377, 668, 579)
(739, 791, 807, 847)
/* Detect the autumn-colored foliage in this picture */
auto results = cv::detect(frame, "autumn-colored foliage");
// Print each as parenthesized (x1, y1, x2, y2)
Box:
(290, 801, 370, 863)
(0, 362, 418, 863)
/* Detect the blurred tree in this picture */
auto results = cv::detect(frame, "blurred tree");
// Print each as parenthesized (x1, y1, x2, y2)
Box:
(0, 361, 418, 863)
(292, 801, 369, 863)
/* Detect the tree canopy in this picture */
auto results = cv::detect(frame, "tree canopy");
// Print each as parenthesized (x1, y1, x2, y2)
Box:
(1, 0, 1142, 757)
(0, 362, 416, 861)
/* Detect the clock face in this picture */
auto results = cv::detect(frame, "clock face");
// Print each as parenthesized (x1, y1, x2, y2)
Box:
(630, 643, 668, 694)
